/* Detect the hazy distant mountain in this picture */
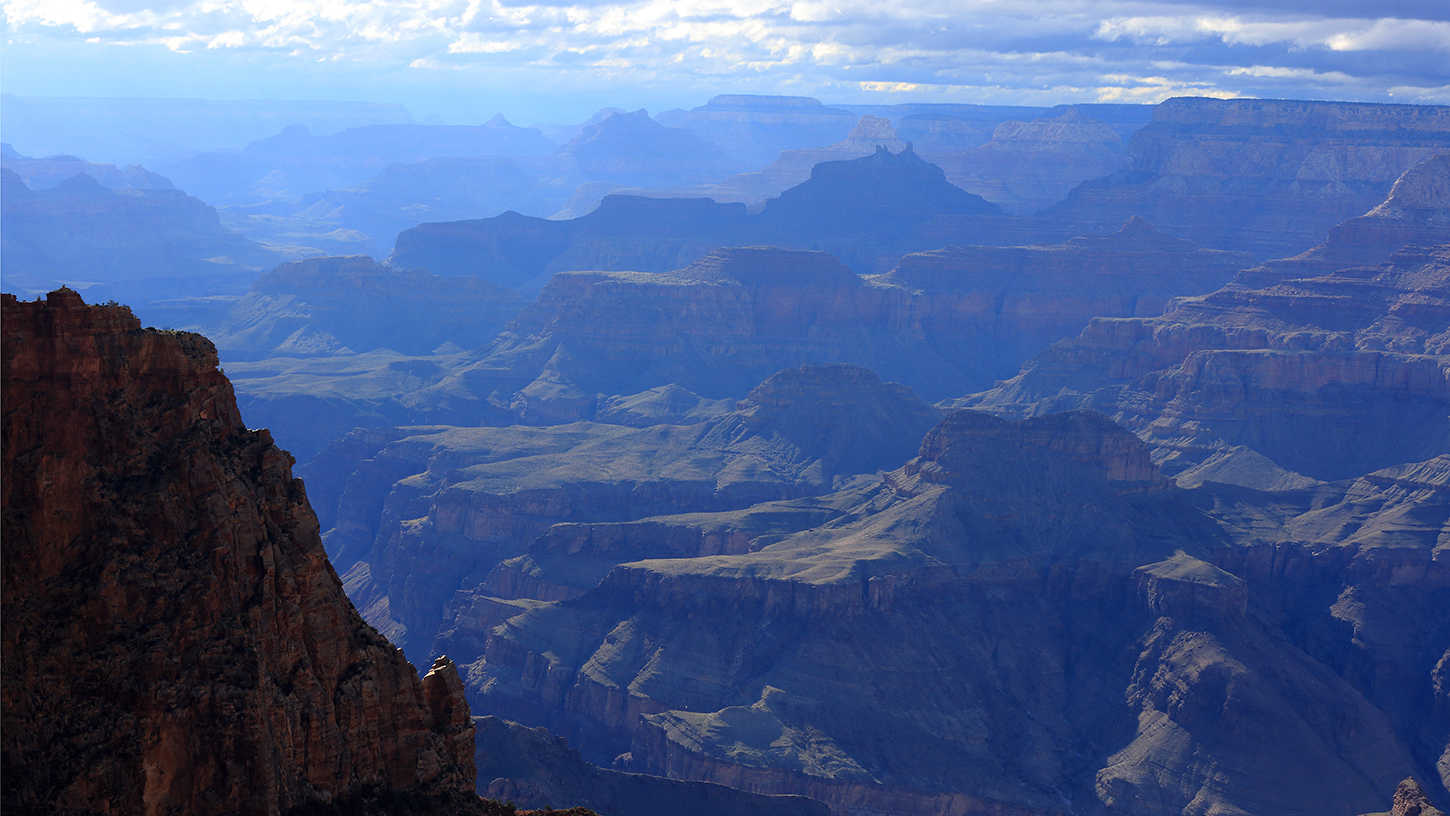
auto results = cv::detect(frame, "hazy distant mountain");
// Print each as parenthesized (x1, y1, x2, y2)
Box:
(1, 143, 176, 191)
(552, 108, 737, 188)
(708, 114, 906, 204)
(1, 169, 286, 306)
(0, 94, 414, 169)
(654, 94, 859, 169)
(167, 117, 558, 204)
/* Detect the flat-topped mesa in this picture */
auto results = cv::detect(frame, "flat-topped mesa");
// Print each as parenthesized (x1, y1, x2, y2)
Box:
(909, 410, 1167, 488)
(667, 246, 863, 287)
(1045, 96, 1450, 259)
(2, 289, 480, 815)
(255, 253, 517, 297)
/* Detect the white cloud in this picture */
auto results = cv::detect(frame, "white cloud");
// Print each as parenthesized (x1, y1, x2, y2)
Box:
(4, 0, 1448, 106)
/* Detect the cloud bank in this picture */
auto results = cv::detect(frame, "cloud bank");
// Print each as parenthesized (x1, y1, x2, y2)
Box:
(4, 0, 1448, 116)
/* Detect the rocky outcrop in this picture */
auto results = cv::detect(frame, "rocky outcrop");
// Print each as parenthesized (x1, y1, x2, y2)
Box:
(1389, 778, 1448, 816)
(422, 225, 1249, 415)
(1, 289, 480, 815)
(553, 109, 737, 189)
(1044, 97, 1450, 259)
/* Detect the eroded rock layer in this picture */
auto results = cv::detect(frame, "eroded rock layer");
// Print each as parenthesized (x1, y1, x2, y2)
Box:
(1, 289, 478, 815)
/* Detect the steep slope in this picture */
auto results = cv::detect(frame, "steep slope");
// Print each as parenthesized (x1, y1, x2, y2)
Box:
(976, 242, 1450, 482)
(302, 365, 941, 656)
(554, 110, 737, 188)
(418, 230, 1247, 417)
(155, 254, 528, 360)
(462, 410, 1436, 816)
(1, 289, 480, 815)
(1043, 97, 1450, 259)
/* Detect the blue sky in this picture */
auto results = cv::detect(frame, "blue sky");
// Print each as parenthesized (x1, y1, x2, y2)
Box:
(3, 0, 1448, 124)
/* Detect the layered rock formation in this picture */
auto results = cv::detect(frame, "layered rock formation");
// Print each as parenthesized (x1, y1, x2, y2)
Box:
(458, 409, 1435, 816)
(976, 241, 1450, 481)
(305, 364, 942, 657)
(156, 254, 527, 360)
(403, 229, 1247, 422)
(1, 289, 480, 815)
(921, 109, 1128, 214)
(1043, 97, 1450, 259)
(1, 170, 287, 307)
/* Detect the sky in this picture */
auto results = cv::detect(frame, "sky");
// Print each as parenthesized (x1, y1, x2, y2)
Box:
(3, 0, 1449, 125)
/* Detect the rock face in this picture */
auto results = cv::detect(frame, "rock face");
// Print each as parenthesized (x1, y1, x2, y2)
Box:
(0, 170, 287, 307)
(154, 254, 527, 360)
(922, 109, 1128, 215)
(1, 289, 480, 815)
(412, 228, 1247, 420)
(1044, 97, 1450, 259)
(977, 241, 1450, 481)
(306, 364, 942, 657)
(458, 409, 1434, 816)
(1389, 778, 1448, 816)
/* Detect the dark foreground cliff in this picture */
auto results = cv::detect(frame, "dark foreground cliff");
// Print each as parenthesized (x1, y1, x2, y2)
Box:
(1, 289, 480, 815)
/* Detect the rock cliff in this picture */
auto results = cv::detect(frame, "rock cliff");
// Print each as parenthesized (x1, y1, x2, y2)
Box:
(1, 289, 480, 815)
(1044, 97, 1450, 259)
(922, 109, 1128, 215)
(976, 241, 1450, 481)
(306, 364, 941, 658)
(460, 409, 1430, 816)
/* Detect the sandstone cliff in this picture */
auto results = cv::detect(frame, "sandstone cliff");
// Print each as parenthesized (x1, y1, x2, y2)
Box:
(1043, 97, 1450, 259)
(1, 289, 479, 815)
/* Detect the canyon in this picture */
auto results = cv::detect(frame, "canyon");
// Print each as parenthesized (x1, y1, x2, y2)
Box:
(5, 92, 1449, 816)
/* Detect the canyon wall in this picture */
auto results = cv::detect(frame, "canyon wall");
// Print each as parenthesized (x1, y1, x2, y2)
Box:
(1, 289, 480, 815)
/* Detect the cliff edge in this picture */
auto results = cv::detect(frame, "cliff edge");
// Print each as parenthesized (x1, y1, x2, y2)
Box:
(1, 289, 480, 815)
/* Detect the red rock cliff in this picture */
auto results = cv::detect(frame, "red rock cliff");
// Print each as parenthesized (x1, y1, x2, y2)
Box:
(1, 289, 478, 815)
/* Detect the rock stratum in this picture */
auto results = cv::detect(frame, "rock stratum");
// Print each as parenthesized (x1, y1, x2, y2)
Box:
(1, 289, 481, 815)
(456, 409, 1445, 816)
(1045, 97, 1450, 259)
